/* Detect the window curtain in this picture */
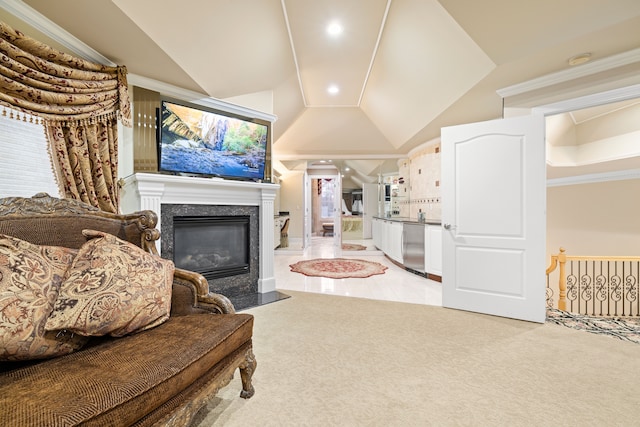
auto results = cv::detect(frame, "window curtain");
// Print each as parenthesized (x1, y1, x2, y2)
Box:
(0, 21, 132, 213)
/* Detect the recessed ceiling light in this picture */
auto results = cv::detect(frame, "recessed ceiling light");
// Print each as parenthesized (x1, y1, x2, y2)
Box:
(328, 85, 339, 95)
(568, 52, 592, 66)
(326, 21, 343, 36)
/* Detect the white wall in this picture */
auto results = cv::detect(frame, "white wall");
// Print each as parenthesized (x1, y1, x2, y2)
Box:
(546, 179, 640, 259)
(278, 171, 305, 239)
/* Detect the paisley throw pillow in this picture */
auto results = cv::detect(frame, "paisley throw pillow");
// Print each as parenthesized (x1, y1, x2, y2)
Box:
(0, 234, 87, 361)
(45, 230, 174, 337)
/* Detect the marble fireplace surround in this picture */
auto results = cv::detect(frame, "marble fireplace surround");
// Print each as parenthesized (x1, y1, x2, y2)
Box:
(161, 203, 258, 298)
(121, 172, 279, 294)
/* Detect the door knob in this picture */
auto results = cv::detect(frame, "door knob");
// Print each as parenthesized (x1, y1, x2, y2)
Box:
(443, 223, 455, 230)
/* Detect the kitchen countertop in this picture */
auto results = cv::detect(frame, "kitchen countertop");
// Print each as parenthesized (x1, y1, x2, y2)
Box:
(373, 216, 441, 225)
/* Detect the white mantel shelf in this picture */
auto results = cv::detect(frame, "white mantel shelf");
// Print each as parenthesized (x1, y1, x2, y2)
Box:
(121, 172, 280, 294)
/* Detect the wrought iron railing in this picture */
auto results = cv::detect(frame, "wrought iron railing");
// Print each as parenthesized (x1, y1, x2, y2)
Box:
(546, 248, 640, 317)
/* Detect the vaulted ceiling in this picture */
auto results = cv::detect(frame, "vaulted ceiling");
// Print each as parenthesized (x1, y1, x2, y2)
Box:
(4, 0, 640, 181)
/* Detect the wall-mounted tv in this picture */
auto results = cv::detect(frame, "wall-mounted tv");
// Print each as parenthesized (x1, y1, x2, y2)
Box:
(157, 100, 269, 181)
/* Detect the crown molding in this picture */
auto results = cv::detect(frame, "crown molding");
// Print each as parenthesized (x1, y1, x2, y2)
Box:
(547, 168, 640, 187)
(533, 83, 640, 116)
(0, 0, 114, 65)
(497, 48, 640, 99)
(128, 74, 277, 123)
(274, 153, 405, 161)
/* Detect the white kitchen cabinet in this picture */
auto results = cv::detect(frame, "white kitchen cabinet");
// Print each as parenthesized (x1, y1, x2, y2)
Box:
(387, 221, 404, 263)
(425, 224, 442, 276)
(374, 218, 443, 275)
(372, 217, 382, 249)
(372, 218, 403, 264)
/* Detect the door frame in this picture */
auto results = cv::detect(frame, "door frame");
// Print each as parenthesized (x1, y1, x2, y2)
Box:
(303, 171, 311, 249)
(362, 183, 379, 239)
(304, 172, 342, 250)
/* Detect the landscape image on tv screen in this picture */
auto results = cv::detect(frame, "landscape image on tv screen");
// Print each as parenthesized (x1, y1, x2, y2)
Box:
(158, 101, 268, 180)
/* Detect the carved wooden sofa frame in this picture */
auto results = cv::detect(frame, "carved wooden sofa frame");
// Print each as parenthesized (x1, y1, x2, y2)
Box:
(0, 193, 256, 427)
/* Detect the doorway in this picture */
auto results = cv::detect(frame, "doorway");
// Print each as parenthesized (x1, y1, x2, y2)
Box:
(304, 171, 342, 252)
(311, 178, 337, 238)
(544, 95, 640, 259)
(441, 83, 640, 323)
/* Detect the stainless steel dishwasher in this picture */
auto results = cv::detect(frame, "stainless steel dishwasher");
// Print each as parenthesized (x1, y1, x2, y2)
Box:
(402, 222, 425, 273)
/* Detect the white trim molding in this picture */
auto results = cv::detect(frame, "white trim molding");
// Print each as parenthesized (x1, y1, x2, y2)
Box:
(497, 48, 640, 99)
(547, 169, 640, 187)
(534, 83, 640, 116)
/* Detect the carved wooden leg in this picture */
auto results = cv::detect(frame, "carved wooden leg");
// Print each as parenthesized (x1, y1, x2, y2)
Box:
(239, 347, 256, 399)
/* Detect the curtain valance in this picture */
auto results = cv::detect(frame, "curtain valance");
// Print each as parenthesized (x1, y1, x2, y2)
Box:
(0, 21, 131, 127)
(0, 20, 131, 213)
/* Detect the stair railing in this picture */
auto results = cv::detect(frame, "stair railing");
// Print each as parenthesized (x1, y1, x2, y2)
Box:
(546, 248, 640, 317)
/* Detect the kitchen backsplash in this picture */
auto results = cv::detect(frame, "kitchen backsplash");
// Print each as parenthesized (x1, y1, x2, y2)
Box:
(398, 141, 441, 220)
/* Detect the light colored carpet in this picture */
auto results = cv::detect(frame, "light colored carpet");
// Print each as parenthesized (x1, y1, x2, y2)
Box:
(191, 291, 640, 427)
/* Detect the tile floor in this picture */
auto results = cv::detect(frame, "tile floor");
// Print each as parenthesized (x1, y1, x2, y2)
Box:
(274, 237, 442, 306)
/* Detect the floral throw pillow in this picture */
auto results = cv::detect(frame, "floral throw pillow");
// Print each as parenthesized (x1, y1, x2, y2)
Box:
(0, 234, 87, 361)
(45, 230, 174, 337)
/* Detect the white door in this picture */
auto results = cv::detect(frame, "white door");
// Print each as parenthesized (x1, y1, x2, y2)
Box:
(303, 172, 311, 249)
(362, 183, 378, 239)
(441, 114, 546, 323)
(333, 173, 342, 253)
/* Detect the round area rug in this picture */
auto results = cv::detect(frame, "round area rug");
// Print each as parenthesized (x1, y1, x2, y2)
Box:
(341, 243, 367, 251)
(289, 258, 387, 279)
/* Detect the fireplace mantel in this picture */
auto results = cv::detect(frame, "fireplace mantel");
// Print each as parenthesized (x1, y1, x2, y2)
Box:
(120, 172, 279, 293)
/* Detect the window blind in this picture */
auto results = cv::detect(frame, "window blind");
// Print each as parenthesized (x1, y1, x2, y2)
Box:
(0, 108, 60, 198)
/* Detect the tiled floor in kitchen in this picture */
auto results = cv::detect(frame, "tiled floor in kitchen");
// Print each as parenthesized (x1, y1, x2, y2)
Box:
(274, 236, 442, 306)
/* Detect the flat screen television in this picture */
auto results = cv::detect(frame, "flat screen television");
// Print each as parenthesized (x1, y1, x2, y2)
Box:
(157, 100, 269, 181)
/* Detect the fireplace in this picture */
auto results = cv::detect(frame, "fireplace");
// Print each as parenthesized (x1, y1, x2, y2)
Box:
(173, 216, 250, 280)
(161, 204, 259, 298)
(121, 172, 289, 309)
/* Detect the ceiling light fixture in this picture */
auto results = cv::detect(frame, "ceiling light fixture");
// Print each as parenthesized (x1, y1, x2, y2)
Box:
(568, 52, 592, 66)
(328, 85, 340, 95)
(326, 21, 343, 36)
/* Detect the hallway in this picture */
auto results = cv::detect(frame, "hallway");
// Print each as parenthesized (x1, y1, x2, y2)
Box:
(275, 237, 442, 306)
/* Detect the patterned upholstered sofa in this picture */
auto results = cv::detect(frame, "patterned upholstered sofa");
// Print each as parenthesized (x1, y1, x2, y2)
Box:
(0, 193, 256, 426)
